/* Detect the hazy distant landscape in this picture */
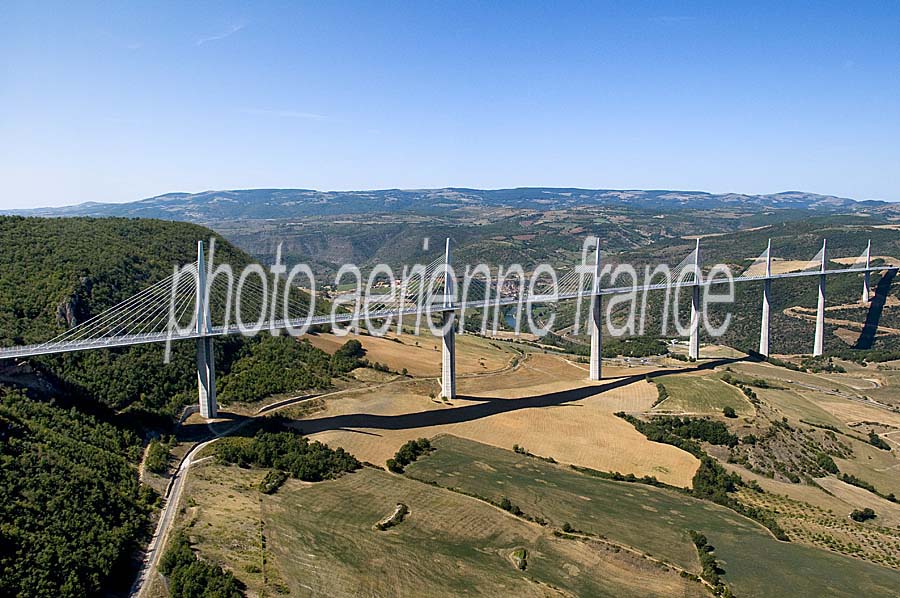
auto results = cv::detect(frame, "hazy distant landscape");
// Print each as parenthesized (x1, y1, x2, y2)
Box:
(5, 186, 896, 220)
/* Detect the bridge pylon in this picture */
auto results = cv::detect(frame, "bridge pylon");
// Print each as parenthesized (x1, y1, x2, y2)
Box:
(813, 239, 827, 357)
(440, 238, 456, 399)
(862, 239, 872, 305)
(759, 239, 772, 357)
(196, 240, 218, 419)
(589, 237, 602, 381)
(688, 238, 701, 360)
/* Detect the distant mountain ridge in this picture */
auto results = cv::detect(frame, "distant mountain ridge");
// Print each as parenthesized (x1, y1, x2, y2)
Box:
(2, 187, 891, 221)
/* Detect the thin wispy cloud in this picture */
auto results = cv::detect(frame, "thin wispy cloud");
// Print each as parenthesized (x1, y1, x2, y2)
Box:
(196, 23, 245, 46)
(244, 108, 329, 121)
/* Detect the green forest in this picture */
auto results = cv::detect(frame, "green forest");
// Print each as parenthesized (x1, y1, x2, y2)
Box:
(0, 217, 359, 596)
(214, 427, 360, 482)
(0, 388, 157, 597)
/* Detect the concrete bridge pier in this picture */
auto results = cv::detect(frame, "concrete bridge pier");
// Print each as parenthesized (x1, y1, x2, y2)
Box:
(813, 239, 827, 357)
(440, 238, 457, 399)
(589, 238, 602, 380)
(688, 239, 701, 360)
(196, 240, 218, 419)
(441, 312, 456, 399)
(862, 239, 871, 305)
(197, 337, 217, 418)
(759, 239, 772, 357)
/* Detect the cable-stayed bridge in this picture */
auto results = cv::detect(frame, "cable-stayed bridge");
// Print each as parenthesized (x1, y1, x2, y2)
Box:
(0, 237, 895, 419)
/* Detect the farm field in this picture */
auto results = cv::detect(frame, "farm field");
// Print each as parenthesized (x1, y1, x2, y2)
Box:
(175, 462, 707, 598)
(737, 485, 900, 570)
(405, 436, 900, 597)
(306, 330, 514, 376)
(652, 372, 754, 416)
(637, 353, 900, 573)
(166, 336, 900, 597)
(750, 386, 849, 429)
(285, 351, 700, 487)
(743, 258, 818, 276)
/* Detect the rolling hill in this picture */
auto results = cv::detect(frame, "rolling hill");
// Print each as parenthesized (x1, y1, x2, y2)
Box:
(3, 187, 895, 222)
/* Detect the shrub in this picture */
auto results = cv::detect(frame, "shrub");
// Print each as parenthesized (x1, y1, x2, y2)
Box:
(868, 432, 891, 451)
(160, 532, 244, 597)
(619, 412, 788, 541)
(722, 406, 737, 418)
(652, 381, 669, 407)
(259, 470, 288, 494)
(145, 438, 171, 474)
(498, 496, 523, 516)
(816, 452, 839, 475)
(850, 508, 876, 522)
(688, 530, 724, 588)
(386, 438, 433, 472)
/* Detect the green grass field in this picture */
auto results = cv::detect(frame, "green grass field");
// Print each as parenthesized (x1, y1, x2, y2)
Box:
(652, 373, 755, 416)
(405, 435, 900, 598)
(175, 459, 708, 597)
(261, 467, 704, 597)
(754, 387, 849, 429)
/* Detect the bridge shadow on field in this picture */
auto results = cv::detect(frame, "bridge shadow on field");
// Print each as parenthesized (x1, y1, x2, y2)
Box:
(856, 269, 896, 350)
(289, 357, 745, 436)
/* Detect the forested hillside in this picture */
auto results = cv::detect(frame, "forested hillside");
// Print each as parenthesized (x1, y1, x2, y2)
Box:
(625, 217, 900, 356)
(545, 216, 900, 356)
(0, 217, 357, 597)
(0, 388, 156, 597)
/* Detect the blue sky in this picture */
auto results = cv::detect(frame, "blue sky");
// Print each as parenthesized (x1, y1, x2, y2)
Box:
(1, 1, 899, 208)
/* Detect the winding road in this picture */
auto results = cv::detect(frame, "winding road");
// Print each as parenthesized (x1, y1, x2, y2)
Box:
(129, 394, 322, 598)
(129, 377, 412, 598)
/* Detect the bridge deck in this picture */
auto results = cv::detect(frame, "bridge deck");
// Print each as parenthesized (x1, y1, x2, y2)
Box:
(1, 264, 894, 360)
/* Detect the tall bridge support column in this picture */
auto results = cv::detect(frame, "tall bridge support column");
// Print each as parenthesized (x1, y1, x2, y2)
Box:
(440, 238, 456, 399)
(441, 311, 456, 399)
(589, 238, 602, 381)
(688, 239, 701, 360)
(813, 239, 827, 357)
(862, 239, 871, 305)
(759, 239, 772, 357)
(197, 337, 217, 418)
(195, 240, 218, 419)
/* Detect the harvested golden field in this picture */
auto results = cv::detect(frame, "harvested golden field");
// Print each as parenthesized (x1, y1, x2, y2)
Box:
(815, 393, 900, 430)
(833, 254, 900, 267)
(306, 330, 513, 376)
(287, 352, 699, 487)
(743, 258, 817, 276)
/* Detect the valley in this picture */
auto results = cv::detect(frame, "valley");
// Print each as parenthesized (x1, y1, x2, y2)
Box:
(3, 197, 900, 597)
